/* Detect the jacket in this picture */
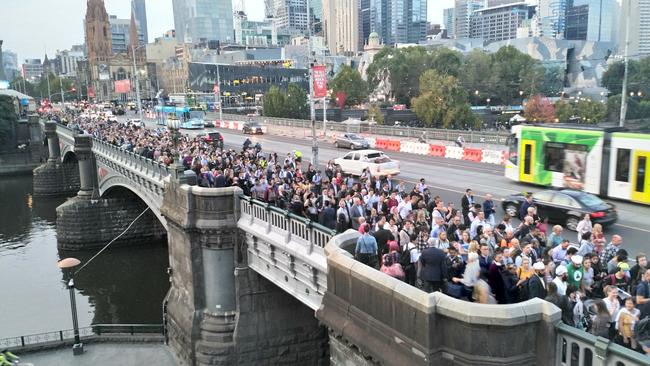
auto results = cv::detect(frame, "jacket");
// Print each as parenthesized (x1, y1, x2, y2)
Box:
(319, 207, 337, 230)
(528, 274, 547, 300)
(418, 247, 447, 282)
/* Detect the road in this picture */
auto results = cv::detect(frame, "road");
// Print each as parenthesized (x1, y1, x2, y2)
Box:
(137, 116, 650, 258)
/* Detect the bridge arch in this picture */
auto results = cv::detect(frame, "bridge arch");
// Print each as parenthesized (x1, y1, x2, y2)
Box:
(61, 146, 76, 164)
(99, 176, 167, 230)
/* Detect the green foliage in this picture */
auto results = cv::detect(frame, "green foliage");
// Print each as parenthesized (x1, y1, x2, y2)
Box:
(285, 84, 308, 119)
(602, 56, 650, 99)
(263, 86, 287, 118)
(411, 70, 479, 129)
(459, 49, 492, 100)
(554, 100, 574, 122)
(366, 104, 384, 124)
(607, 95, 650, 121)
(555, 99, 607, 123)
(329, 65, 368, 106)
(0, 95, 17, 145)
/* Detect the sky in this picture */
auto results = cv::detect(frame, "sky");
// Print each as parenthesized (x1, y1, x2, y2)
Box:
(0, 0, 454, 62)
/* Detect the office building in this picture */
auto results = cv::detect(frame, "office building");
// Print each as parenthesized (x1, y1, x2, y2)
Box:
(2, 49, 19, 80)
(324, 0, 360, 54)
(360, 0, 371, 44)
(443, 7, 455, 38)
(470, 2, 530, 41)
(619, 0, 650, 58)
(22, 59, 43, 81)
(565, 0, 619, 42)
(273, 0, 309, 34)
(538, 0, 569, 38)
(234, 11, 292, 47)
(370, 0, 427, 45)
(172, 0, 234, 43)
(131, 0, 148, 43)
(54, 47, 85, 77)
(110, 15, 145, 54)
(454, 0, 484, 39)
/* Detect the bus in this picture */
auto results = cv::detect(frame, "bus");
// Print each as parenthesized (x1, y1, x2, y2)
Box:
(155, 105, 189, 125)
(505, 124, 650, 205)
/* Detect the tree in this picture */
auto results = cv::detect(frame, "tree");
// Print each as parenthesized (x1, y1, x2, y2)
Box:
(459, 49, 493, 101)
(411, 69, 479, 129)
(329, 65, 368, 106)
(366, 104, 384, 124)
(0, 95, 17, 147)
(524, 94, 556, 122)
(554, 100, 574, 122)
(263, 86, 287, 118)
(285, 83, 308, 119)
(573, 99, 607, 124)
(491, 46, 540, 105)
(602, 56, 650, 98)
(430, 48, 463, 77)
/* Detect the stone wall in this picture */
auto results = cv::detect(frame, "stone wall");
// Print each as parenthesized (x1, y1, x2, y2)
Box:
(32, 160, 80, 196)
(56, 195, 166, 250)
(0, 147, 45, 176)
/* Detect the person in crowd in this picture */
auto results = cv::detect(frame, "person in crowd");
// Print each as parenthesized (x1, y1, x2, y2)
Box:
(616, 297, 640, 349)
(527, 261, 548, 300)
(547, 225, 564, 248)
(519, 194, 534, 221)
(551, 239, 571, 265)
(603, 286, 621, 323)
(319, 200, 337, 230)
(355, 224, 378, 268)
(545, 282, 574, 326)
(502, 263, 520, 304)
(483, 194, 496, 227)
(630, 253, 647, 296)
(565, 255, 584, 290)
(604, 262, 632, 293)
(590, 300, 613, 338)
(458, 252, 480, 301)
(582, 255, 595, 295)
(553, 265, 569, 296)
(590, 224, 607, 254)
(577, 232, 594, 257)
(461, 189, 474, 226)
(516, 257, 535, 284)
(380, 253, 405, 281)
(576, 214, 592, 243)
(607, 249, 629, 274)
(417, 244, 447, 293)
(600, 234, 623, 266)
(635, 268, 650, 319)
(487, 249, 506, 303)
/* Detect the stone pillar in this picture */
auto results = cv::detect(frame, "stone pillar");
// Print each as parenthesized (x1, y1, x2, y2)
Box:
(44, 121, 61, 163)
(33, 121, 80, 196)
(28, 115, 43, 145)
(73, 135, 96, 198)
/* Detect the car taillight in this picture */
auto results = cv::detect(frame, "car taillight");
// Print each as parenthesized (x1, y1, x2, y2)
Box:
(590, 211, 605, 218)
(219, 135, 223, 140)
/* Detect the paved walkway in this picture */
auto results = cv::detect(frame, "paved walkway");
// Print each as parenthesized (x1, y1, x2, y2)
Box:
(18, 342, 179, 366)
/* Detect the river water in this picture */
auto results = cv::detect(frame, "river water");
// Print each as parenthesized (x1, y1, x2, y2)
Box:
(0, 175, 169, 339)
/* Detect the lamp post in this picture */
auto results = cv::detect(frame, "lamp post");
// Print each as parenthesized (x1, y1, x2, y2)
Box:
(131, 44, 146, 121)
(167, 117, 185, 182)
(57, 257, 83, 355)
(307, 0, 318, 167)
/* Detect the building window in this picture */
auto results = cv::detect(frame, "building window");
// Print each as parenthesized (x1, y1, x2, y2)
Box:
(615, 148, 631, 182)
(544, 142, 565, 172)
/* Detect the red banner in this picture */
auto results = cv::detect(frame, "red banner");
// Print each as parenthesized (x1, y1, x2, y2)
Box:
(312, 65, 327, 98)
(114, 80, 131, 94)
(88, 86, 95, 98)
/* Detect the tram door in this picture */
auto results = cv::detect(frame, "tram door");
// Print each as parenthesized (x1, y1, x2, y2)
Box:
(631, 151, 650, 204)
(520, 140, 536, 183)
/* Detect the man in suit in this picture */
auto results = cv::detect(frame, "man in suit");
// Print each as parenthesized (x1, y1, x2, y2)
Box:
(372, 216, 392, 256)
(461, 188, 474, 226)
(528, 261, 548, 300)
(374, 194, 388, 217)
(319, 200, 337, 230)
(418, 245, 448, 293)
(349, 197, 365, 230)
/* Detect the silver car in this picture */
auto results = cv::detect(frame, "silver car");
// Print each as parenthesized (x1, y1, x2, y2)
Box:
(334, 133, 370, 150)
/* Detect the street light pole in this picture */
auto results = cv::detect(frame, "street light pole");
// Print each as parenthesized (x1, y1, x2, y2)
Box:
(216, 64, 223, 124)
(60, 80, 66, 105)
(619, 0, 631, 127)
(131, 44, 144, 121)
(307, 0, 318, 167)
(58, 257, 83, 355)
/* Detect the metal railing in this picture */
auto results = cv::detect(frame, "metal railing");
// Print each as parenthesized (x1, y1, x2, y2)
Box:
(555, 322, 649, 366)
(239, 195, 336, 251)
(214, 112, 509, 145)
(93, 138, 170, 180)
(0, 324, 164, 350)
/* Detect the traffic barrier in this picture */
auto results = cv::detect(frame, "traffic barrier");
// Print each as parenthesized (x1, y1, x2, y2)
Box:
(366, 137, 376, 148)
(233, 121, 239, 130)
(400, 141, 418, 154)
(445, 146, 464, 160)
(386, 140, 401, 151)
(481, 150, 507, 165)
(429, 144, 446, 157)
(463, 148, 483, 162)
(375, 138, 388, 150)
(414, 143, 430, 155)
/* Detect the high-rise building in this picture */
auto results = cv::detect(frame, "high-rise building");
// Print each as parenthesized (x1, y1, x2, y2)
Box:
(54, 48, 85, 77)
(131, 0, 148, 43)
(271, 0, 309, 34)
(565, 0, 619, 43)
(172, 0, 234, 43)
(470, 2, 530, 41)
(619, 0, 650, 58)
(2, 49, 19, 81)
(85, 0, 112, 63)
(454, 0, 484, 39)
(538, 0, 569, 38)
(370, 0, 427, 44)
(323, 0, 360, 54)
(360, 0, 372, 44)
(21, 59, 43, 81)
(443, 7, 455, 38)
(109, 15, 146, 54)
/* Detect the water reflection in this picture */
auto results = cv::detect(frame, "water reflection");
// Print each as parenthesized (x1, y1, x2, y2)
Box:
(0, 176, 33, 245)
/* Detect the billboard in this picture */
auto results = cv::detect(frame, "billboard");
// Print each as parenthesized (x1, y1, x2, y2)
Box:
(312, 65, 327, 98)
(114, 80, 131, 94)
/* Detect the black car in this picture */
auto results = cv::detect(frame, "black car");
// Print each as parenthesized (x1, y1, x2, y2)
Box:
(501, 189, 617, 231)
(242, 122, 264, 135)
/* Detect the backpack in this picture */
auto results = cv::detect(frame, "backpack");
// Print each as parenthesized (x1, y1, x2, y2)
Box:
(400, 243, 415, 269)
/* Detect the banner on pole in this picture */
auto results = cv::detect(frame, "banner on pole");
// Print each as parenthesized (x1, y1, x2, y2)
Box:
(312, 65, 327, 98)
(114, 80, 131, 94)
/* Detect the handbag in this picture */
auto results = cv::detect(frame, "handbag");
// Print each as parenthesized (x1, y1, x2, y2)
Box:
(445, 282, 464, 298)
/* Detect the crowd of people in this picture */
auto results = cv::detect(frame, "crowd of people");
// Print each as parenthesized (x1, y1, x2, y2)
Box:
(47, 107, 650, 356)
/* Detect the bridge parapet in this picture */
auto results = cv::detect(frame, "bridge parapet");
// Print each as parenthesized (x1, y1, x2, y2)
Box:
(238, 196, 333, 311)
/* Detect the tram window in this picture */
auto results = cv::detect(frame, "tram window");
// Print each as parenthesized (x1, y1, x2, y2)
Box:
(544, 143, 565, 172)
(615, 148, 631, 182)
(507, 135, 518, 164)
(636, 156, 646, 193)
(523, 144, 532, 175)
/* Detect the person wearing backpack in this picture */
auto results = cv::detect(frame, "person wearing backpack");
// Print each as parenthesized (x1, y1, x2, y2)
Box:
(400, 233, 418, 286)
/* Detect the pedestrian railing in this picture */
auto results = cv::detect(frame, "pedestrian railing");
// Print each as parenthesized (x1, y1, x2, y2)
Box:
(216, 112, 509, 145)
(555, 322, 649, 366)
(239, 195, 336, 251)
(0, 324, 164, 350)
(93, 138, 170, 180)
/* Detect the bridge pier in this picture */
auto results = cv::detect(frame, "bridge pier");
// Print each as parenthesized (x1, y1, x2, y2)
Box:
(33, 121, 80, 196)
(161, 184, 328, 366)
(56, 135, 165, 250)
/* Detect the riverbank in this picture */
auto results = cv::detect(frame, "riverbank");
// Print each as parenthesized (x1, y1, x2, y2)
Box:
(0, 147, 45, 176)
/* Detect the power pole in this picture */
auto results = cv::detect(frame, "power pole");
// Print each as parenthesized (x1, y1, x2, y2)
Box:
(619, 0, 631, 128)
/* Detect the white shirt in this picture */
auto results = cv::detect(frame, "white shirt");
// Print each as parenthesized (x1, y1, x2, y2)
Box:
(553, 277, 567, 296)
(398, 201, 412, 220)
(603, 297, 620, 319)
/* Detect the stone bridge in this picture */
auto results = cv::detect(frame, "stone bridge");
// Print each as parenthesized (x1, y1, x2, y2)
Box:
(34, 120, 648, 366)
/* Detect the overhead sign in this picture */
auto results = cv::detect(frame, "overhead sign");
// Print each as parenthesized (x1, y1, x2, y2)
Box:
(98, 64, 110, 80)
(312, 65, 327, 98)
(114, 80, 131, 94)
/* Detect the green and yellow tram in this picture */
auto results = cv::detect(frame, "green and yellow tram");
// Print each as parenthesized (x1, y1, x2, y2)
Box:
(505, 124, 650, 205)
